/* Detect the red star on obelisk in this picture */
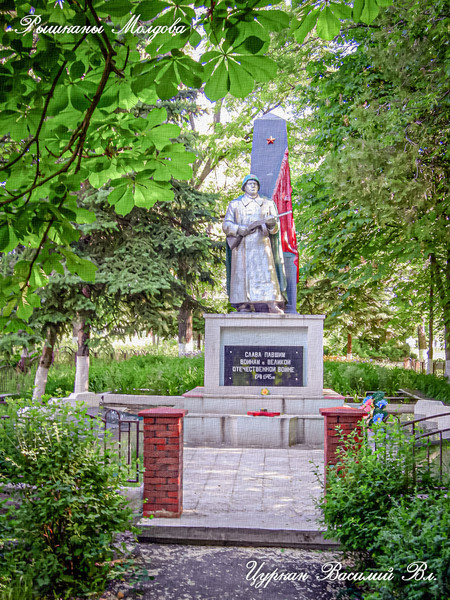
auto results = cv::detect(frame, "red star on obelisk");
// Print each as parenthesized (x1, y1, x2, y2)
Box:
(266, 136, 275, 144)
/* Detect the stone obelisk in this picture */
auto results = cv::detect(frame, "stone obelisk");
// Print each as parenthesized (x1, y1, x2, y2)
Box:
(251, 114, 299, 313)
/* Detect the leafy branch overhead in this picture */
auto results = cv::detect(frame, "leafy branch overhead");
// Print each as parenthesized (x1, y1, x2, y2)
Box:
(0, 0, 391, 331)
(294, 0, 393, 43)
(0, 0, 284, 328)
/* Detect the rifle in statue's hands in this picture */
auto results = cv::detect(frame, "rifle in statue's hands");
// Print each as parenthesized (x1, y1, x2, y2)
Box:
(226, 211, 292, 250)
(226, 218, 266, 250)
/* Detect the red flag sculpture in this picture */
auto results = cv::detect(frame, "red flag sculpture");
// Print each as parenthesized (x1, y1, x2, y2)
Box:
(272, 148, 299, 282)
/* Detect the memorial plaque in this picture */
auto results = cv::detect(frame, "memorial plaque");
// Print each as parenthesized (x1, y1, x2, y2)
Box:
(224, 345, 304, 387)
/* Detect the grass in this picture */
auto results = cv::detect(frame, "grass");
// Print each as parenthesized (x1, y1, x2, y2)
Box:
(414, 441, 450, 482)
(8, 348, 449, 405)
(0, 574, 34, 600)
(33, 353, 205, 397)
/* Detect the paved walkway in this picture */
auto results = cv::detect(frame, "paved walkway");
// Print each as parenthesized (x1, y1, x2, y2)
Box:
(184, 446, 323, 519)
(138, 446, 335, 548)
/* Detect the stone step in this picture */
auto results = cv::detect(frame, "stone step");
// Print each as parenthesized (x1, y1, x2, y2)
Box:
(137, 513, 339, 550)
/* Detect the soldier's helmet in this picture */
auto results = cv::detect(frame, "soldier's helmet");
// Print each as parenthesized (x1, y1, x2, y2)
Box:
(241, 174, 260, 191)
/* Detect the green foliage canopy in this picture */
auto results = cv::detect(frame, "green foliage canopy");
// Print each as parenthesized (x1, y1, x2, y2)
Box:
(294, 0, 449, 349)
(0, 0, 296, 333)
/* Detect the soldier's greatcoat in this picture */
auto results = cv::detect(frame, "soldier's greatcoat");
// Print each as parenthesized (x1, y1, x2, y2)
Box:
(223, 193, 286, 305)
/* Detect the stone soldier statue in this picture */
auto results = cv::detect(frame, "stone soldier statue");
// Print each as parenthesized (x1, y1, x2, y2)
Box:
(223, 174, 287, 313)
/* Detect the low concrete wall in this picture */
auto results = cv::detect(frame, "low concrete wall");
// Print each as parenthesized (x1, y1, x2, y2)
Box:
(184, 413, 326, 448)
(64, 392, 185, 411)
(100, 393, 184, 411)
(414, 399, 450, 437)
(184, 414, 297, 448)
(66, 391, 103, 407)
(302, 415, 325, 446)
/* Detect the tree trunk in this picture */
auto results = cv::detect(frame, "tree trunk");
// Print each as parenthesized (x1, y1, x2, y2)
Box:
(178, 300, 194, 356)
(17, 345, 33, 374)
(346, 332, 352, 361)
(197, 332, 202, 351)
(418, 322, 426, 362)
(445, 326, 450, 380)
(430, 253, 450, 379)
(32, 327, 57, 400)
(427, 275, 434, 374)
(74, 319, 90, 394)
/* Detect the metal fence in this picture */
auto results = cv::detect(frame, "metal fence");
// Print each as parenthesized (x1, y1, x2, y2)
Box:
(92, 408, 141, 484)
(400, 413, 450, 485)
(433, 361, 446, 375)
(0, 406, 142, 484)
(51, 346, 156, 365)
(346, 390, 450, 487)
(343, 391, 413, 403)
(0, 365, 27, 395)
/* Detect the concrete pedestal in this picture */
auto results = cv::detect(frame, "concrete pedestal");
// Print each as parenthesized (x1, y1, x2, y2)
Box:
(182, 313, 343, 448)
(203, 313, 325, 399)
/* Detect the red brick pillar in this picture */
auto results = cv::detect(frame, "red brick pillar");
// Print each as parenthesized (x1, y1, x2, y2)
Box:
(319, 406, 367, 490)
(138, 407, 187, 518)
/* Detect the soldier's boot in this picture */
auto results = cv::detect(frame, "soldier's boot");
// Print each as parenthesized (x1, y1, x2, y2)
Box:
(267, 301, 284, 314)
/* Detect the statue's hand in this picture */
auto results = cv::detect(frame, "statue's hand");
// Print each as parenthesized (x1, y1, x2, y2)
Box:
(265, 216, 277, 228)
(237, 225, 250, 237)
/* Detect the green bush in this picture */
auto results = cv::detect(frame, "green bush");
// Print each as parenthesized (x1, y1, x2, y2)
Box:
(403, 371, 450, 405)
(0, 398, 133, 597)
(323, 361, 394, 396)
(319, 421, 427, 552)
(379, 340, 411, 362)
(349, 338, 411, 361)
(319, 420, 449, 599)
(365, 491, 450, 600)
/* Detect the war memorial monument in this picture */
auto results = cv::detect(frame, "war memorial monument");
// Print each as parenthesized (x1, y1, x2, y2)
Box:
(182, 115, 340, 447)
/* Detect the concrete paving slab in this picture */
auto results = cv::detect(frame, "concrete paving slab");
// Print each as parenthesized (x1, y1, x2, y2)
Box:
(138, 446, 338, 549)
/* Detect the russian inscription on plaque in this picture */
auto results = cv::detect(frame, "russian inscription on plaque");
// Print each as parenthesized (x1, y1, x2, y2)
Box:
(224, 345, 304, 387)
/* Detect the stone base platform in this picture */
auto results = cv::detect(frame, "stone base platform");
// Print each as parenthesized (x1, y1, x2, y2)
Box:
(183, 387, 344, 448)
(183, 386, 343, 415)
(137, 513, 337, 549)
(184, 413, 323, 448)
